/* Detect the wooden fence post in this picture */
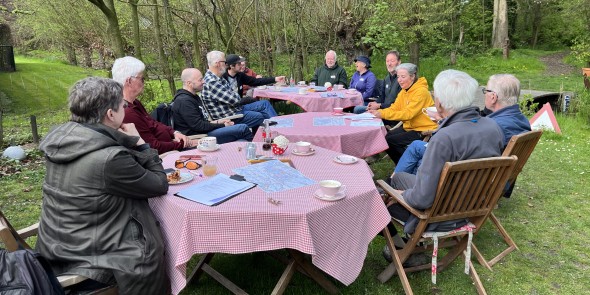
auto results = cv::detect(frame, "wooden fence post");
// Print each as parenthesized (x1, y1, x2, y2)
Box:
(503, 38, 510, 60)
(30, 115, 39, 144)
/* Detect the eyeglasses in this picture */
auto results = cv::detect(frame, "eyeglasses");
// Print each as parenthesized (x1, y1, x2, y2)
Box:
(482, 88, 494, 95)
(174, 159, 201, 170)
(218, 60, 227, 64)
(132, 76, 146, 83)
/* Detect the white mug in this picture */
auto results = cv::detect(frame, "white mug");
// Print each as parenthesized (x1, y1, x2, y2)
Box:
(295, 141, 312, 153)
(319, 180, 343, 197)
(198, 136, 217, 150)
(333, 107, 344, 114)
(298, 81, 306, 86)
(298, 88, 307, 94)
(422, 107, 438, 119)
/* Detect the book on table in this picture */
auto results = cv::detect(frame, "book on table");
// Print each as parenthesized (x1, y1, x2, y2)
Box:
(174, 173, 255, 206)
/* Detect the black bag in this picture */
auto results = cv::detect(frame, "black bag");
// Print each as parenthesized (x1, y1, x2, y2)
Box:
(150, 102, 175, 128)
(0, 249, 64, 295)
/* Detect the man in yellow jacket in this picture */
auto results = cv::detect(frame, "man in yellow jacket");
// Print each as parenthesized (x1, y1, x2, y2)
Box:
(368, 63, 438, 164)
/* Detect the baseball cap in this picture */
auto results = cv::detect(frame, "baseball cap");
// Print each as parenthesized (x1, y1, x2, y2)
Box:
(354, 56, 371, 68)
(226, 54, 245, 65)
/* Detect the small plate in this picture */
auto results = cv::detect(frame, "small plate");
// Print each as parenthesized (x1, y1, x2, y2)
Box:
(331, 112, 345, 116)
(314, 189, 346, 201)
(167, 171, 194, 185)
(292, 148, 315, 156)
(333, 155, 358, 165)
(197, 144, 220, 152)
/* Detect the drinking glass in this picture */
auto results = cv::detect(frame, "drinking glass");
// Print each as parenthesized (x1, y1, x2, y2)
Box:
(202, 156, 218, 176)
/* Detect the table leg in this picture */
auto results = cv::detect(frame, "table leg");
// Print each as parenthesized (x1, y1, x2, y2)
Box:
(271, 258, 297, 295)
(285, 249, 339, 295)
(187, 253, 248, 295)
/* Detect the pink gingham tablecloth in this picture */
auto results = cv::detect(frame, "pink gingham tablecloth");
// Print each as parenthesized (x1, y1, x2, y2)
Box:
(254, 112, 388, 158)
(149, 142, 391, 295)
(253, 87, 363, 112)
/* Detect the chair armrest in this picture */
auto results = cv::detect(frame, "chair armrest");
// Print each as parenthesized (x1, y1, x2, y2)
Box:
(385, 121, 403, 131)
(376, 180, 427, 219)
(17, 223, 39, 239)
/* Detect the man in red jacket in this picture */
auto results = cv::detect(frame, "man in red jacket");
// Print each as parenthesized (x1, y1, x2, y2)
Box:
(112, 56, 197, 154)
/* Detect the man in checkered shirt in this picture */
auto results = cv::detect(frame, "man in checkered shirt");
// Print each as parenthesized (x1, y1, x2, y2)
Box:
(201, 51, 277, 129)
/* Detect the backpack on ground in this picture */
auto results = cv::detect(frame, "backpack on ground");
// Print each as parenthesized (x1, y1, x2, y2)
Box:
(150, 102, 174, 128)
(0, 248, 64, 295)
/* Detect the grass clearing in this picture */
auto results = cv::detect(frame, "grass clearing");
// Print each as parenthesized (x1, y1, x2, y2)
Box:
(1, 52, 590, 294)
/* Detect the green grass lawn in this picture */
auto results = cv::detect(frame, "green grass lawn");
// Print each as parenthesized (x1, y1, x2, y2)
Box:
(2, 52, 590, 294)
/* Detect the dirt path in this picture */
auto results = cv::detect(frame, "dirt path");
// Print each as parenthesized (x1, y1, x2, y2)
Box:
(539, 51, 577, 76)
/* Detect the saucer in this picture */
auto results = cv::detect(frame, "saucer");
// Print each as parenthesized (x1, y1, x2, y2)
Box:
(292, 148, 315, 156)
(333, 155, 358, 164)
(314, 189, 346, 201)
(331, 112, 345, 116)
(197, 144, 220, 152)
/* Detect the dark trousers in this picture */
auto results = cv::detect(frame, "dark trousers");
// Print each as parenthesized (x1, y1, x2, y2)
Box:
(385, 128, 422, 164)
(385, 172, 416, 236)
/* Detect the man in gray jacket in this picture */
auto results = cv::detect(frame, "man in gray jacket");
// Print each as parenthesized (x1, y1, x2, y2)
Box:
(383, 70, 504, 261)
(36, 77, 170, 294)
(310, 50, 348, 87)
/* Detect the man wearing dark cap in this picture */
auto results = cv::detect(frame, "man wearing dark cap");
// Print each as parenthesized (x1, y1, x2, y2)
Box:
(223, 54, 285, 100)
(350, 55, 377, 105)
(311, 50, 348, 87)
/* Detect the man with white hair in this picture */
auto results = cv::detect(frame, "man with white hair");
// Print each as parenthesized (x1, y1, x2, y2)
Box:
(310, 50, 348, 87)
(112, 56, 196, 154)
(201, 50, 277, 129)
(382, 69, 504, 262)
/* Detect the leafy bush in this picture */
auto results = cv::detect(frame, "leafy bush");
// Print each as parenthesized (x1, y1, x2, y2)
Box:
(573, 89, 590, 124)
(518, 94, 539, 118)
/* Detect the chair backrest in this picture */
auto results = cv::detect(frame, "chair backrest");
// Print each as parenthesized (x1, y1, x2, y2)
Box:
(501, 130, 543, 186)
(0, 210, 32, 252)
(426, 156, 517, 227)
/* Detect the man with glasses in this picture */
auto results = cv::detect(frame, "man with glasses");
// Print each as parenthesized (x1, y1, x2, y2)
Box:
(391, 73, 530, 176)
(113, 56, 197, 154)
(172, 68, 254, 143)
(201, 51, 277, 129)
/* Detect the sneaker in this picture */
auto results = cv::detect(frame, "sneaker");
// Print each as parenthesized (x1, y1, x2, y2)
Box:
(382, 245, 393, 263)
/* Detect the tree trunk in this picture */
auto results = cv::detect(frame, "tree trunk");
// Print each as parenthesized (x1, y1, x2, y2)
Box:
(492, 0, 508, 48)
(530, 2, 542, 48)
(128, 0, 142, 60)
(150, 0, 175, 96)
(162, 0, 183, 68)
(409, 42, 420, 67)
(87, 0, 125, 57)
(83, 47, 92, 68)
(65, 44, 77, 66)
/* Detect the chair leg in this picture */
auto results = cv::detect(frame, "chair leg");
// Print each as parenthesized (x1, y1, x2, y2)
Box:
(468, 260, 487, 295)
(472, 244, 493, 271)
(474, 213, 518, 268)
(378, 227, 414, 295)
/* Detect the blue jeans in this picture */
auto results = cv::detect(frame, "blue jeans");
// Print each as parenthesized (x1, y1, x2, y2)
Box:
(394, 140, 427, 174)
(353, 105, 367, 114)
(208, 124, 253, 144)
(237, 100, 277, 128)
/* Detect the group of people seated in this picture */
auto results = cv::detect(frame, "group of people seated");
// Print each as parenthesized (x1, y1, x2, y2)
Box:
(34, 48, 533, 291)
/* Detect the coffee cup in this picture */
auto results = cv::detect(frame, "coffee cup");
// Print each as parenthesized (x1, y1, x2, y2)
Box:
(198, 136, 217, 150)
(333, 107, 344, 114)
(422, 106, 438, 120)
(319, 180, 343, 197)
(310, 82, 316, 87)
(298, 81, 306, 86)
(298, 88, 307, 95)
(335, 84, 344, 90)
(295, 141, 312, 153)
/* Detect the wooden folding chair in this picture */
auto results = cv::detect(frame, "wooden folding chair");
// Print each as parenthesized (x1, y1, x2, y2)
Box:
(0, 210, 117, 294)
(377, 156, 517, 295)
(472, 130, 543, 269)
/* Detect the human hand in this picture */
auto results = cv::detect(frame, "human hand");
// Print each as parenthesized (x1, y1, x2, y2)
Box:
(275, 76, 286, 83)
(367, 102, 381, 110)
(119, 123, 146, 145)
(256, 75, 263, 78)
(223, 120, 234, 127)
(173, 132, 191, 148)
(367, 109, 382, 119)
